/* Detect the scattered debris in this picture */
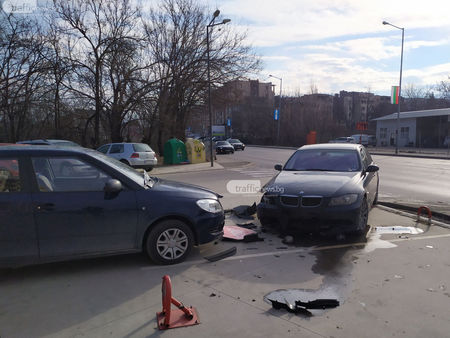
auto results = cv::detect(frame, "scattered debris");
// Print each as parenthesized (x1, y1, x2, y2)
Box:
(394, 275, 404, 279)
(426, 245, 434, 249)
(268, 298, 339, 316)
(236, 222, 258, 230)
(209, 293, 216, 297)
(274, 254, 280, 258)
(243, 233, 264, 242)
(375, 226, 424, 235)
(203, 247, 237, 262)
(222, 225, 264, 242)
(232, 203, 257, 219)
(223, 225, 256, 240)
(254, 274, 262, 279)
(282, 235, 294, 244)
(427, 288, 436, 292)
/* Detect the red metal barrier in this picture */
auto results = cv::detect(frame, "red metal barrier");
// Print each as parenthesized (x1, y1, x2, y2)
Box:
(417, 206, 432, 224)
(157, 275, 199, 330)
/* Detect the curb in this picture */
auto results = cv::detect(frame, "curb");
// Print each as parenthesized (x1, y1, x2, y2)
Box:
(376, 204, 450, 230)
(247, 145, 297, 150)
(152, 162, 224, 175)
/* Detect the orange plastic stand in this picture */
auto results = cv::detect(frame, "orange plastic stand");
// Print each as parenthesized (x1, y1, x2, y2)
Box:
(156, 275, 199, 330)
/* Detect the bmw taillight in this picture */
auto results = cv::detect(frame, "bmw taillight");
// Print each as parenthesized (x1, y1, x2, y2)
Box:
(131, 153, 139, 158)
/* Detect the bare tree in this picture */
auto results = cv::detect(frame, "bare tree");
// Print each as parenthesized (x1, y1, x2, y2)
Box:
(144, 0, 261, 152)
(0, 12, 47, 142)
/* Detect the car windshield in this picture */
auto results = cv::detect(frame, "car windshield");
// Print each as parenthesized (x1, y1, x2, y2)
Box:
(216, 141, 230, 146)
(132, 143, 152, 152)
(228, 139, 239, 143)
(284, 149, 361, 172)
(93, 151, 154, 187)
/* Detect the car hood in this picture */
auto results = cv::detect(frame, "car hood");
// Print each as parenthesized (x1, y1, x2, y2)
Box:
(264, 170, 362, 196)
(151, 178, 220, 199)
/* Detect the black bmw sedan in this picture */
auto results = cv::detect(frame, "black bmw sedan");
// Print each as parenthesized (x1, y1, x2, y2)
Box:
(0, 145, 224, 267)
(257, 144, 379, 235)
(215, 141, 235, 154)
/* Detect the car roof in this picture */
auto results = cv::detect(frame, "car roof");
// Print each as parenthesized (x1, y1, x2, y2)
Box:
(0, 145, 96, 156)
(298, 143, 362, 150)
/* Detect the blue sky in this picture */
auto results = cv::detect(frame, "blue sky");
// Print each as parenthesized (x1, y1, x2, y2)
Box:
(206, 0, 450, 96)
(3, 0, 450, 97)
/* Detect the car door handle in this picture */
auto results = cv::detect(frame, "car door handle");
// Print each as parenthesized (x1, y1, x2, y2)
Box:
(37, 203, 55, 211)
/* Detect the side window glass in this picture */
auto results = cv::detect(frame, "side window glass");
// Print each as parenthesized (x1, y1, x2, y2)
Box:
(0, 159, 21, 192)
(32, 157, 113, 192)
(97, 145, 110, 154)
(109, 144, 123, 154)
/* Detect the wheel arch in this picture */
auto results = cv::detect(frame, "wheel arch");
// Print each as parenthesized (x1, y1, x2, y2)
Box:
(141, 215, 198, 253)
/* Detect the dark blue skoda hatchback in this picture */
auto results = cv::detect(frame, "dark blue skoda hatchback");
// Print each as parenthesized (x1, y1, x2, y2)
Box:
(0, 145, 224, 266)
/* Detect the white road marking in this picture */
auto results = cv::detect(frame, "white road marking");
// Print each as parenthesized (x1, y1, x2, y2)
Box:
(140, 232, 450, 271)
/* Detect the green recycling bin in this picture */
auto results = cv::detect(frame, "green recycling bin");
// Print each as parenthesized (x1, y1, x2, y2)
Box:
(163, 138, 188, 164)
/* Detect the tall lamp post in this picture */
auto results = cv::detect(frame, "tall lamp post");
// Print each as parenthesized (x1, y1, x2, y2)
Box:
(269, 74, 282, 145)
(207, 10, 230, 167)
(383, 20, 404, 155)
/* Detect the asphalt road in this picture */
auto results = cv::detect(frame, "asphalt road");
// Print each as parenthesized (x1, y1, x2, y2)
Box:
(223, 146, 450, 211)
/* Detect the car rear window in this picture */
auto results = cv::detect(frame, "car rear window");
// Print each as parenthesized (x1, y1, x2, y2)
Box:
(132, 143, 152, 152)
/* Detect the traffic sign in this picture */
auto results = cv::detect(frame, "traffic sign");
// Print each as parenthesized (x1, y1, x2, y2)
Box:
(227, 118, 231, 126)
(274, 109, 279, 121)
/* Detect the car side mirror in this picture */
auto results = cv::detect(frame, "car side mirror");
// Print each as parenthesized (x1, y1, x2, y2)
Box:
(104, 179, 123, 193)
(274, 164, 283, 171)
(366, 164, 379, 173)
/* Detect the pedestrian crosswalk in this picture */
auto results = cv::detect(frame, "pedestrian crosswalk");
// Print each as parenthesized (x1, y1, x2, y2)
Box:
(228, 167, 277, 178)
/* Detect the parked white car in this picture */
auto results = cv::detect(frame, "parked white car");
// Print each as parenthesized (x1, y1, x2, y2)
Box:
(97, 143, 157, 170)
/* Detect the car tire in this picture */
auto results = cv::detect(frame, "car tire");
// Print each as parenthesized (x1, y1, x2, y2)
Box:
(120, 159, 130, 166)
(147, 166, 153, 172)
(146, 219, 194, 265)
(355, 198, 369, 235)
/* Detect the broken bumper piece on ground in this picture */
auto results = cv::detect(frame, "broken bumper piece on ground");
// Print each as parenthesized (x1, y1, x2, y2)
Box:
(268, 298, 340, 316)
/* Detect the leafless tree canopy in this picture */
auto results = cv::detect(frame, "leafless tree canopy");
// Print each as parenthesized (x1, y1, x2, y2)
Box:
(0, 0, 260, 151)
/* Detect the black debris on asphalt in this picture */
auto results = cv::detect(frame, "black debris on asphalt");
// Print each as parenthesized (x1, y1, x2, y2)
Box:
(203, 247, 237, 262)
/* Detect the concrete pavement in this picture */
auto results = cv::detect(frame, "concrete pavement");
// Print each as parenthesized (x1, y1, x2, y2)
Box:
(2, 207, 450, 338)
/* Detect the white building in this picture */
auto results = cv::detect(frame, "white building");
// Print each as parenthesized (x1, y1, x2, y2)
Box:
(372, 108, 450, 148)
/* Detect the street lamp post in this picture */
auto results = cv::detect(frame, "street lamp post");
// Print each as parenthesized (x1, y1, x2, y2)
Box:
(269, 74, 282, 145)
(207, 10, 230, 167)
(383, 20, 404, 155)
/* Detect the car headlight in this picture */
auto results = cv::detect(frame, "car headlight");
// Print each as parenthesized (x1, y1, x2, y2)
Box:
(329, 194, 358, 206)
(262, 194, 277, 205)
(196, 199, 223, 213)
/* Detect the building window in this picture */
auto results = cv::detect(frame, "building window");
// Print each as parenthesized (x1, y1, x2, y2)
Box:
(401, 127, 409, 139)
(380, 128, 387, 139)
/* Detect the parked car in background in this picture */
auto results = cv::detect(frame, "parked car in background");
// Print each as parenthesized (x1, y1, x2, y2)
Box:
(351, 134, 376, 147)
(17, 139, 80, 147)
(226, 138, 245, 150)
(0, 145, 224, 267)
(215, 141, 235, 154)
(97, 143, 157, 170)
(329, 137, 356, 144)
(258, 143, 379, 236)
